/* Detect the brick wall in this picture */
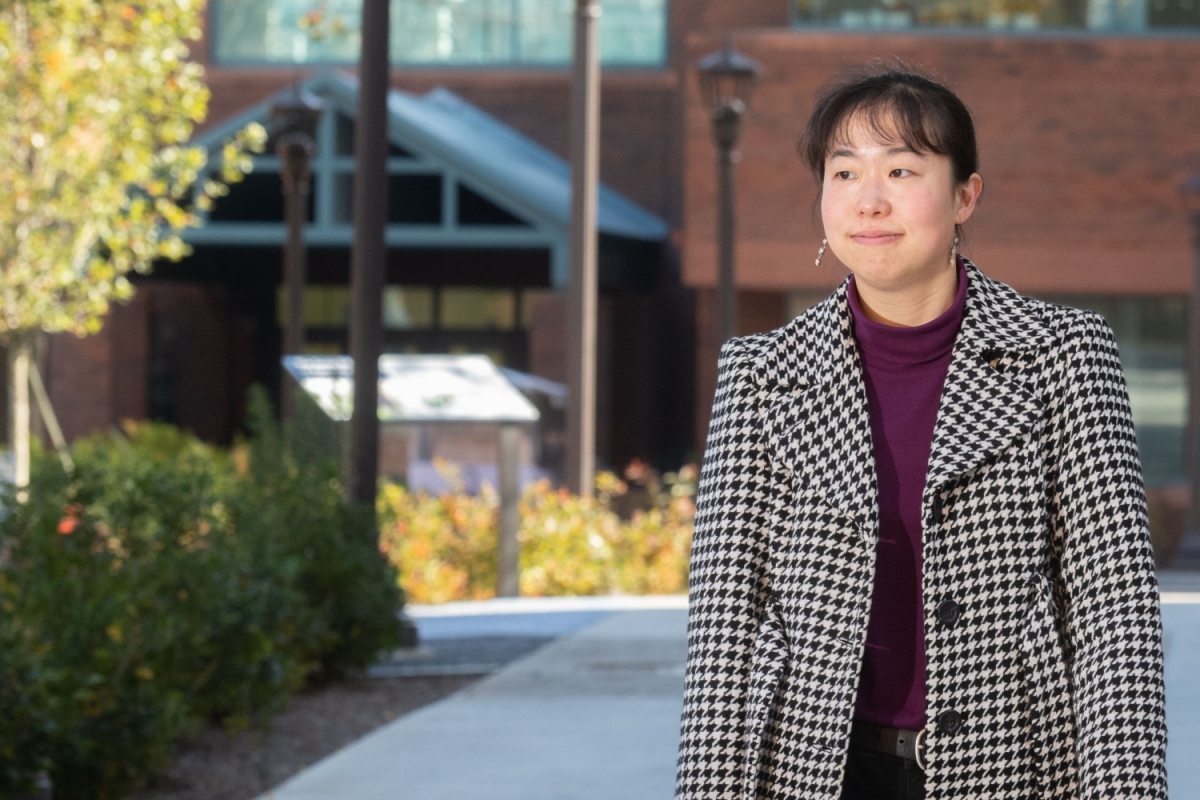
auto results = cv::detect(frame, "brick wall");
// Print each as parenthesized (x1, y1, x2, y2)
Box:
(684, 30, 1200, 439)
(684, 30, 1200, 295)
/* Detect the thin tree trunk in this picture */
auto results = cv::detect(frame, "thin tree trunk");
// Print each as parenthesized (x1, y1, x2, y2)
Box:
(9, 337, 30, 497)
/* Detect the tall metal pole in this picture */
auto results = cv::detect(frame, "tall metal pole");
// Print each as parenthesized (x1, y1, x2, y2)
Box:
(565, 0, 600, 498)
(1181, 176, 1200, 567)
(497, 423, 521, 597)
(348, 0, 389, 508)
(712, 103, 744, 345)
(1186, 202, 1200, 551)
(279, 134, 315, 419)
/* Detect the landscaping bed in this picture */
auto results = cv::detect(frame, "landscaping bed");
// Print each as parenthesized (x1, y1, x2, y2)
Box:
(132, 674, 477, 800)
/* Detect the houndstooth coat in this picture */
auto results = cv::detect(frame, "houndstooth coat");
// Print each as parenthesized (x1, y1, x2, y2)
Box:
(675, 260, 1167, 799)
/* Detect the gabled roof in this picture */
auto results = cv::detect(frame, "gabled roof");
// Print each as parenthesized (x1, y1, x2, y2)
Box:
(193, 71, 668, 242)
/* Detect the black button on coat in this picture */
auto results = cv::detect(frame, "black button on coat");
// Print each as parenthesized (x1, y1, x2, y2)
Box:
(936, 598, 962, 629)
(674, 261, 1167, 800)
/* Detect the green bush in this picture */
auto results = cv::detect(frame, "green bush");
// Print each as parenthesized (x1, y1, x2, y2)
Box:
(379, 462, 697, 603)
(0, 388, 402, 800)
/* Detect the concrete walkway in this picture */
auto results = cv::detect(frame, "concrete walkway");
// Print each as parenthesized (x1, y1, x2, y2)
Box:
(263, 596, 688, 800)
(263, 589, 1200, 800)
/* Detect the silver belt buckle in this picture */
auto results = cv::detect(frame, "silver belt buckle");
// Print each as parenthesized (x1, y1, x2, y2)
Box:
(915, 728, 927, 771)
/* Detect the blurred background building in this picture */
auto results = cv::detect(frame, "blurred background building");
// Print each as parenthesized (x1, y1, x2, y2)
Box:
(27, 0, 1200, 556)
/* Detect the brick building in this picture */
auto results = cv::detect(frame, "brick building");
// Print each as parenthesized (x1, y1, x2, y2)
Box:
(35, 0, 1200, 505)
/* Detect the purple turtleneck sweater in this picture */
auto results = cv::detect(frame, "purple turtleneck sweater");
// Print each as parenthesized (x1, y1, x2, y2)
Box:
(848, 258, 968, 731)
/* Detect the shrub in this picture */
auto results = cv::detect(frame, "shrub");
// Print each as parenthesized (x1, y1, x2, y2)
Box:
(379, 462, 696, 603)
(0, 388, 402, 800)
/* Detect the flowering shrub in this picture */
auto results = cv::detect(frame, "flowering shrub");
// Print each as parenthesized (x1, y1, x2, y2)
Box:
(0, 389, 401, 800)
(379, 462, 697, 603)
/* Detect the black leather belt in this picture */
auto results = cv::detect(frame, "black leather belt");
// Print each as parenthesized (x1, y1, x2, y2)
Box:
(849, 720, 927, 770)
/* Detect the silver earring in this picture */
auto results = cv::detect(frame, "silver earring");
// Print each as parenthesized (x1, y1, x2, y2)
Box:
(951, 234, 959, 267)
(815, 238, 828, 268)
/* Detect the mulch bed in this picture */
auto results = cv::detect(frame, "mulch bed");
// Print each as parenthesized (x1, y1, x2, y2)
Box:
(132, 674, 480, 800)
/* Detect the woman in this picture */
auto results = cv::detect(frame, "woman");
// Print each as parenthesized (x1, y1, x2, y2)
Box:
(674, 68, 1167, 800)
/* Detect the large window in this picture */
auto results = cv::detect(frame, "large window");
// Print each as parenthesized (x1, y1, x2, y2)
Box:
(212, 0, 666, 66)
(792, 0, 1200, 30)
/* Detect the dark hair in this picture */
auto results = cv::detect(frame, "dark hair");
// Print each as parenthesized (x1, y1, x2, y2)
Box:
(799, 65, 979, 187)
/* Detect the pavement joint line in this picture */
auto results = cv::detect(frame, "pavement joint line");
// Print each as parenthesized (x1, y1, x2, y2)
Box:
(407, 594, 689, 617)
(1161, 591, 1200, 604)
(367, 663, 501, 678)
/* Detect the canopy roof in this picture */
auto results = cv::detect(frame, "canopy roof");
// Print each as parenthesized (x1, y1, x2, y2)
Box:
(194, 72, 668, 242)
(284, 354, 541, 424)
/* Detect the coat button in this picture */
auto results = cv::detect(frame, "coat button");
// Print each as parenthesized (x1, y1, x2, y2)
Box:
(936, 598, 963, 629)
(936, 709, 965, 735)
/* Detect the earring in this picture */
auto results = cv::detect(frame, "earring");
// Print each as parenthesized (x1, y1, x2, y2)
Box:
(950, 233, 960, 268)
(815, 238, 828, 268)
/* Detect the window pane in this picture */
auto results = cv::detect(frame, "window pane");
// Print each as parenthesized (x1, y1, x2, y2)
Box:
(384, 286, 435, 329)
(389, 174, 443, 224)
(457, 184, 529, 226)
(791, 0, 1199, 28)
(1038, 294, 1187, 486)
(211, 0, 667, 65)
(441, 288, 516, 330)
(209, 171, 316, 222)
(333, 173, 443, 224)
(277, 285, 351, 327)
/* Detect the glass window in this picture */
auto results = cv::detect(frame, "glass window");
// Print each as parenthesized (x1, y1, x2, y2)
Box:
(278, 285, 439, 329)
(212, 0, 666, 66)
(209, 171, 316, 222)
(457, 184, 529, 227)
(389, 174, 443, 224)
(277, 285, 351, 327)
(1038, 295, 1186, 486)
(792, 0, 1199, 29)
(441, 288, 517, 330)
(384, 286, 436, 329)
(333, 173, 443, 224)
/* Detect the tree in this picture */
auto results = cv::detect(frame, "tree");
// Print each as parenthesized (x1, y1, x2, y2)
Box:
(0, 0, 265, 489)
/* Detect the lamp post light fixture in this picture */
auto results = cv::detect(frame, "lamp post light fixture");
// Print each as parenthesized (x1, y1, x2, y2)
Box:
(269, 83, 324, 419)
(697, 39, 760, 346)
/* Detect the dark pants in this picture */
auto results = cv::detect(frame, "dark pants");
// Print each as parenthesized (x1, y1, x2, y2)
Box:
(839, 745, 926, 800)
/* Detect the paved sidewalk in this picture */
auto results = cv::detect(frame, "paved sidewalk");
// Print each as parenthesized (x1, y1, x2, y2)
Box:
(262, 596, 688, 800)
(262, 589, 1200, 800)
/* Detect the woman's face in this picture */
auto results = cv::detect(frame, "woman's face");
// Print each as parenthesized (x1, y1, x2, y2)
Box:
(820, 112, 982, 292)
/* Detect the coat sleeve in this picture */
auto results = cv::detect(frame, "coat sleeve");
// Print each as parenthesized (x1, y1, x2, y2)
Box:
(675, 337, 776, 800)
(1047, 311, 1167, 799)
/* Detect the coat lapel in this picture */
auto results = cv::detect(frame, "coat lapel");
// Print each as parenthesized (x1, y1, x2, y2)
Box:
(924, 260, 1053, 497)
(759, 259, 1053, 537)
(761, 282, 878, 534)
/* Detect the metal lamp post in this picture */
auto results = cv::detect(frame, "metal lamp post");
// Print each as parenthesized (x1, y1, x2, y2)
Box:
(348, 0, 390, 509)
(697, 40, 760, 346)
(565, 0, 601, 497)
(269, 84, 324, 419)
(1180, 175, 1200, 567)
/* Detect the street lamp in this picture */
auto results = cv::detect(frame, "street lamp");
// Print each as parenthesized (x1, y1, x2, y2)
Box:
(697, 39, 760, 345)
(269, 83, 324, 419)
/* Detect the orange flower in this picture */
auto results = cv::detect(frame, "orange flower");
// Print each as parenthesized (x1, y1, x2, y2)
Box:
(121, 5, 136, 20)
(58, 503, 83, 534)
